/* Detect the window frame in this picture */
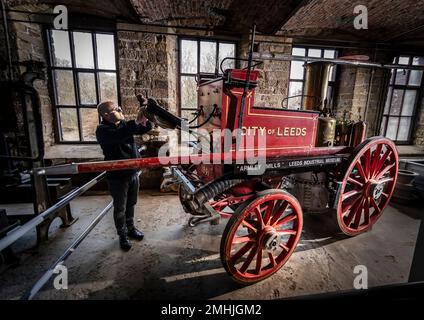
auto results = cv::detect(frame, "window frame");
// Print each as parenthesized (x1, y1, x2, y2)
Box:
(178, 37, 237, 119)
(380, 55, 424, 145)
(287, 46, 338, 110)
(45, 28, 121, 144)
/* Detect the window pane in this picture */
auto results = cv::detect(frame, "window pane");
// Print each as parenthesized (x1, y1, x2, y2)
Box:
(398, 56, 410, 65)
(324, 50, 335, 59)
(386, 117, 399, 140)
(78, 73, 97, 105)
(384, 87, 392, 115)
(181, 40, 198, 74)
(50, 30, 72, 67)
(308, 49, 321, 57)
(397, 118, 411, 141)
(402, 90, 417, 116)
(390, 89, 404, 115)
(288, 82, 303, 109)
(96, 34, 116, 70)
(409, 70, 423, 86)
(181, 76, 197, 109)
(292, 47, 306, 56)
(59, 108, 79, 141)
(81, 108, 99, 141)
(200, 41, 217, 73)
(395, 69, 409, 85)
(290, 61, 304, 80)
(54, 70, 76, 105)
(73, 32, 94, 69)
(219, 43, 235, 72)
(412, 57, 424, 66)
(99, 72, 118, 103)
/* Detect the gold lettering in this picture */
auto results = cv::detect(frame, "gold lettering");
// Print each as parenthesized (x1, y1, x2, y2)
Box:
(290, 128, 296, 136)
(302, 128, 307, 136)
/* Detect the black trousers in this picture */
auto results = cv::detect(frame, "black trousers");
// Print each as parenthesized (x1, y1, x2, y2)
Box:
(107, 173, 140, 236)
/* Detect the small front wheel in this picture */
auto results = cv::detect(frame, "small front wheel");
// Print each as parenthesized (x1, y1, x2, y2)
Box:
(220, 190, 303, 285)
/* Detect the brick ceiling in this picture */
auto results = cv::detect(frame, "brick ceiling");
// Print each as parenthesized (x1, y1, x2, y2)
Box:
(6, 0, 424, 49)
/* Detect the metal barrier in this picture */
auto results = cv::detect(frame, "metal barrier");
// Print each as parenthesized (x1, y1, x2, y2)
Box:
(0, 172, 106, 252)
(22, 200, 113, 300)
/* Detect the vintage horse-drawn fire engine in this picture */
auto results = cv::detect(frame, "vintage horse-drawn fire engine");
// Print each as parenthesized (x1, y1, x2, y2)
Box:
(45, 54, 399, 285)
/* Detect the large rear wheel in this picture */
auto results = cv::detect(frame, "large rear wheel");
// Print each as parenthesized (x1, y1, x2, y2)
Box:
(336, 137, 398, 236)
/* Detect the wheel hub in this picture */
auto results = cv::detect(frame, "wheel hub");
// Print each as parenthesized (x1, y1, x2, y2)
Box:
(365, 180, 384, 200)
(261, 227, 281, 252)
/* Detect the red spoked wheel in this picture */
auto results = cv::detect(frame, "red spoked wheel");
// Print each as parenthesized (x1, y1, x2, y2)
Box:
(220, 190, 303, 284)
(336, 137, 399, 236)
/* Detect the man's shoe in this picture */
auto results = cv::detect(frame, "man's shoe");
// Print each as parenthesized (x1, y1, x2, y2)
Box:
(119, 235, 132, 251)
(128, 228, 144, 241)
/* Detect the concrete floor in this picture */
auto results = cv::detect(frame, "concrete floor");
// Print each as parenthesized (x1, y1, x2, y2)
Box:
(0, 191, 421, 300)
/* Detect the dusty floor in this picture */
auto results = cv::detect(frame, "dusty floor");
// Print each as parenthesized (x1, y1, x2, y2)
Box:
(0, 191, 421, 300)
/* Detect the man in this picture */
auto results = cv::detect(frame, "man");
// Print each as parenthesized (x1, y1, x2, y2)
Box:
(96, 95, 152, 251)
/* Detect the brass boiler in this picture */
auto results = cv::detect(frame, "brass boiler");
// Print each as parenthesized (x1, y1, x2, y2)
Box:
(316, 117, 336, 147)
(304, 62, 333, 112)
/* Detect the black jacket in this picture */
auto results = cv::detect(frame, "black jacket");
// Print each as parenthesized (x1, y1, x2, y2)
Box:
(96, 119, 152, 179)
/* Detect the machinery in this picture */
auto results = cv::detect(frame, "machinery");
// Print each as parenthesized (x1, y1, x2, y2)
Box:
(41, 54, 399, 284)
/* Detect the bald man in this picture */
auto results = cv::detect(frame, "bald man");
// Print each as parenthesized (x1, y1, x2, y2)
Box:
(96, 96, 152, 251)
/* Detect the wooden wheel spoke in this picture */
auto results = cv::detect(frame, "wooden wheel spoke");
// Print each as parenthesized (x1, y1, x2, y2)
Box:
(275, 213, 297, 228)
(348, 177, 364, 188)
(279, 243, 290, 252)
(268, 252, 276, 267)
(255, 248, 263, 275)
(263, 200, 275, 225)
(355, 161, 367, 182)
(344, 198, 363, 226)
(364, 149, 371, 179)
(352, 199, 365, 230)
(370, 197, 381, 214)
(370, 144, 383, 177)
(375, 163, 396, 181)
(342, 193, 362, 214)
(231, 242, 254, 264)
(363, 198, 370, 226)
(270, 201, 289, 226)
(342, 189, 361, 202)
(254, 207, 265, 229)
(232, 236, 253, 245)
(242, 220, 258, 233)
(373, 149, 392, 178)
(277, 229, 297, 236)
(240, 245, 259, 274)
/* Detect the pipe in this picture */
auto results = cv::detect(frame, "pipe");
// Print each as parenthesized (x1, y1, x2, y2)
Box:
(22, 201, 113, 300)
(252, 52, 424, 71)
(1, 0, 13, 81)
(0, 172, 106, 252)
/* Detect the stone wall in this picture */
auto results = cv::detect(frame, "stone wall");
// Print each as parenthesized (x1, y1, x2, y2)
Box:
(239, 34, 292, 108)
(333, 48, 394, 137)
(413, 98, 424, 146)
(0, 4, 55, 148)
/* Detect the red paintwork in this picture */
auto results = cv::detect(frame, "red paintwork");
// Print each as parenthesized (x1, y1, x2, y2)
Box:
(75, 146, 349, 173)
(221, 70, 318, 152)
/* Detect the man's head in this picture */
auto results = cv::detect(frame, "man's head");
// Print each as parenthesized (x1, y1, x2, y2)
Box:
(97, 101, 125, 124)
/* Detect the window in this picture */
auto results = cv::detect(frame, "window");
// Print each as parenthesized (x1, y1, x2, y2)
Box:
(47, 30, 119, 143)
(179, 39, 236, 122)
(380, 56, 424, 144)
(287, 46, 337, 110)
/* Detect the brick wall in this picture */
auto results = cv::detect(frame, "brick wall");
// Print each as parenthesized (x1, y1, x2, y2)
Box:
(413, 98, 424, 146)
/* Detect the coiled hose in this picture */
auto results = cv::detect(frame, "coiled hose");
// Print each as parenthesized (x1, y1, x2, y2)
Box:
(194, 179, 246, 206)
